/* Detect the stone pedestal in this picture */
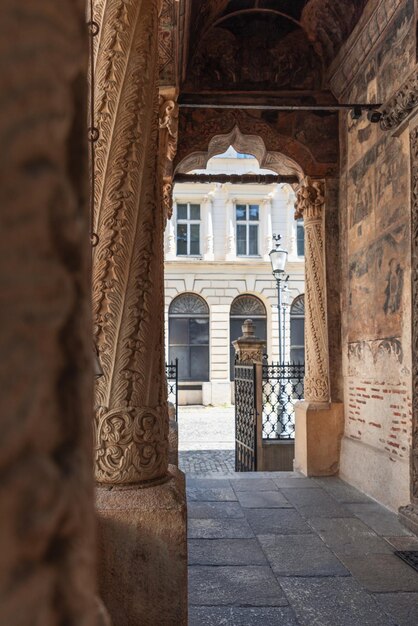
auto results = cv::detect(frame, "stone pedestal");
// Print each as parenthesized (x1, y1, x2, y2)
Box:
(294, 401, 344, 476)
(96, 466, 187, 626)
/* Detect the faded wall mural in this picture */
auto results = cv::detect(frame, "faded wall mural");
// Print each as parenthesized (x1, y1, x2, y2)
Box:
(339, 0, 415, 509)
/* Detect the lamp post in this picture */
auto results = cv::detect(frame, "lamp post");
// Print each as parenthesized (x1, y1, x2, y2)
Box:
(269, 234, 288, 364)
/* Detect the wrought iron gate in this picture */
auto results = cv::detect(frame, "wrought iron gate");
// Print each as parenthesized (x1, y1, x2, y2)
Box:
(165, 359, 178, 422)
(262, 362, 304, 439)
(234, 362, 257, 471)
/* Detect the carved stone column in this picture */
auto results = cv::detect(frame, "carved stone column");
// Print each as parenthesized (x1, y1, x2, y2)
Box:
(92, 1, 187, 623)
(295, 180, 330, 403)
(0, 1, 98, 623)
(294, 179, 343, 476)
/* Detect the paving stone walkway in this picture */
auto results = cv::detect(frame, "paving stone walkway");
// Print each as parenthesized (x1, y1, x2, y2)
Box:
(178, 406, 235, 475)
(187, 472, 418, 626)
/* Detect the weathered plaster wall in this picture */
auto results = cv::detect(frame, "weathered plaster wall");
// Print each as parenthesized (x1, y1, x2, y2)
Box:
(0, 0, 98, 623)
(337, 0, 416, 510)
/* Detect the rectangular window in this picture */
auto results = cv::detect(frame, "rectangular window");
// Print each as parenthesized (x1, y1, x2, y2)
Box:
(176, 203, 201, 256)
(297, 220, 305, 257)
(236, 204, 259, 256)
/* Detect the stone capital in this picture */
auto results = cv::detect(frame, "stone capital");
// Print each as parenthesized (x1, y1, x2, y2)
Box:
(294, 179, 325, 221)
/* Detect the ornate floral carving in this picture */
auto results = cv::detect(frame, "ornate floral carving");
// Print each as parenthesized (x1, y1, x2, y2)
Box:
(95, 406, 168, 484)
(410, 125, 418, 501)
(380, 72, 418, 132)
(93, 0, 168, 485)
(159, 95, 178, 221)
(295, 179, 329, 403)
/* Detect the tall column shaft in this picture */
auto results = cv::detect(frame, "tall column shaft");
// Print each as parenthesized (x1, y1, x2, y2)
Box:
(295, 180, 330, 402)
(203, 194, 214, 260)
(225, 197, 236, 261)
(92, 0, 168, 485)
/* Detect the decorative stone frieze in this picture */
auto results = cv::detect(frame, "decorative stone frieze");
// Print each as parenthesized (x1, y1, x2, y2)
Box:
(380, 72, 418, 131)
(295, 179, 330, 403)
(92, 0, 168, 486)
(159, 95, 178, 220)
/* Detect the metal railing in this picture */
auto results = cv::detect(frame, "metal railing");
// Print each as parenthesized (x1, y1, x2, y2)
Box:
(262, 362, 304, 440)
(235, 362, 257, 472)
(165, 359, 178, 422)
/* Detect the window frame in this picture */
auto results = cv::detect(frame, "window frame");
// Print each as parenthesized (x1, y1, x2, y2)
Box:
(290, 295, 305, 364)
(296, 219, 305, 257)
(235, 203, 260, 257)
(168, 294, 210, 382)
(176, 202, 201, 257)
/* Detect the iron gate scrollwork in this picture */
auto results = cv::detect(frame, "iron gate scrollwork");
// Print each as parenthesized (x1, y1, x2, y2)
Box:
(165, 359, 178, 422)
(234, 362, 257, 471)
(262, 362, 304, 439)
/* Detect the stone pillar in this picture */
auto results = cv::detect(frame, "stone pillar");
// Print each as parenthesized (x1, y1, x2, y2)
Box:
(294, 179, 343, 476)
(92, 1, 187, 624)
(225, 197, 236, 261)
(0, 1, 98, 623)
(262, 195, 273, 261)
(203, 194, 215, 261)
(165, 213, 176, 260)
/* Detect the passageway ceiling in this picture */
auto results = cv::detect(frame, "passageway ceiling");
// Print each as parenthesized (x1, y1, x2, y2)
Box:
(160, 0, 370, 176)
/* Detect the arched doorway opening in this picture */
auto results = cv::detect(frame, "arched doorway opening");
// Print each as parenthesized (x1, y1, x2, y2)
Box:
(230, 294, 267, 380)
(290, 294, 305, 364)
(168, 293, 210, 384)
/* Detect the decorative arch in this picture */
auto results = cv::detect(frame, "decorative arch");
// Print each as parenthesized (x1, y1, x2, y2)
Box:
(175, 109, 338, 178)
(169, 292, 209, 316)
(175, 126, 304, 180)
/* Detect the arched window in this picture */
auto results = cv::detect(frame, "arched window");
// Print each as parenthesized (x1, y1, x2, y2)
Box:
(169, 294, 209, 381)
(290, 295, 305, 364)
(229, 295, 267, 380)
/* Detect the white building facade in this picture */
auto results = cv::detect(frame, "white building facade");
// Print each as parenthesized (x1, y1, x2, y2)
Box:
(164, 149, 305, 405)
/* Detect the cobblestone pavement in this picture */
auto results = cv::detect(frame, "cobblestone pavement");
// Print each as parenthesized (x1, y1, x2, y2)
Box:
(178, 406, 235, 476)
(187, 472, 418, 626)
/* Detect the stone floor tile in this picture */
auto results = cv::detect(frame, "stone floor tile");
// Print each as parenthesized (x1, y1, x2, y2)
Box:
(230, 477, 278, 491)
(373, 592, 418, 626)
(188, 518, 254, 539)
(313, 477, 373, 503)
(186, 478, 232, 489)
(273, 475, 322, 489)
(308, 517, 393, 556)
(236, 490, 292, 509)
(188, 606, 299, 626)
(245, 507, 313, 535)
(188, 538, 267, 566)
(188, 501, 244, 519)
(258, 533, 349, 577)
(347, 502, 413, 536)
(280, 487, 352, 519)
(187, 487, 237, 502)
(279, 576, 396, 626)
(339, 553, 418, 592)
(189, 565, 288, 607)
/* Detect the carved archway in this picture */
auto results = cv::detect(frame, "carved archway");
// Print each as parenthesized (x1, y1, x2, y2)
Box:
(175, 108, 338, 178)
(175, 126, 304, 180)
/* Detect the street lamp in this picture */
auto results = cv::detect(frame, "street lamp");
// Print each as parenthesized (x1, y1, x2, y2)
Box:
(269, 234, 288, 364)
